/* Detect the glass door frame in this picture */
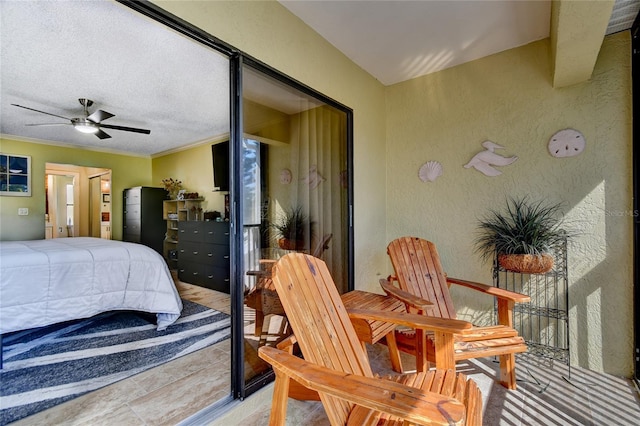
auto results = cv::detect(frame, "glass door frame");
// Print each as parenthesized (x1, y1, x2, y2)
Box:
(236, 55, 354, 398)
(120, 0, 354, 401)
(632, 11, 639, 384)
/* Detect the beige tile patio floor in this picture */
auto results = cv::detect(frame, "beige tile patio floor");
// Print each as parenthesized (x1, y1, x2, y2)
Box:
(208, 344, 640, 426)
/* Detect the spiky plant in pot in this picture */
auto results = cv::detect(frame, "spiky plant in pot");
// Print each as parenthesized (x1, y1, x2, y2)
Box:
(273, 205, 310, 251)
(475, 197, 570, 274)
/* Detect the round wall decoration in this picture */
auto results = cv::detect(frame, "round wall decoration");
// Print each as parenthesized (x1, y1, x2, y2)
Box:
(548, 128, 585, 158)
(279, 168, 292, 184)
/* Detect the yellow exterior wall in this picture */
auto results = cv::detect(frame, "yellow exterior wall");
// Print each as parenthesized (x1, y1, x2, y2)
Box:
(0, 138, 152, 241)
(385, 32, 632, 375)
(153, 0, 388, 291)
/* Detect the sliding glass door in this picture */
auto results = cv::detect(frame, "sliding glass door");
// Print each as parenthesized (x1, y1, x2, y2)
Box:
(237, 60, 353, 395)
(122, 0, 353, 406)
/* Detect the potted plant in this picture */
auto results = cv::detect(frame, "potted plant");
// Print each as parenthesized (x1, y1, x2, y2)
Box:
(475, 197, 570, 274)
(162, 178, 182, 200)
(272, 205, 310, 251)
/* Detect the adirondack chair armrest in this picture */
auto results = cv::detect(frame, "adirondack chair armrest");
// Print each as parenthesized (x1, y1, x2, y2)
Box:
(276, 334, 298, 353)
(380, 278, 435, 312)
(258, 346, 465, 425)
(347, 308, 472, 334)
(446, 276, 530, 303)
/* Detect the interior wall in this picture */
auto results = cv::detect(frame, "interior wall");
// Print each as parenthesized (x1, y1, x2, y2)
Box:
(152, 141, 225, 215)
(153, 0, 388, 292)
(385, 32, 633, 376)
(0, 137, 152, 241)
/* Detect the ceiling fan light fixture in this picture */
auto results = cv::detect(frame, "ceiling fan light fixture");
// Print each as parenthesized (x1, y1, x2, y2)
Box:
(72, 118, 99, 134)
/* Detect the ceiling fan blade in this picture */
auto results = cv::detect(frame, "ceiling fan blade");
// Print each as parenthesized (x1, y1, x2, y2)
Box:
(25, 123, 72, 127)
(95, 129, 111, 139)
(87, 109, 114, 123)
(99, 124, 151, 134)
(12, 104, 71, 121)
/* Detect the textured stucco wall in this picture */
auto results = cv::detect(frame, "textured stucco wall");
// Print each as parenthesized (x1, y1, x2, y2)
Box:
(385, 32, 632, 376)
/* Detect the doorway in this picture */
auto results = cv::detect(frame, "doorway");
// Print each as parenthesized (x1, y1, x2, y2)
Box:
(88, 172, 112, 239)
(45, 163, 111, 239)
(45, 172, 78, 238)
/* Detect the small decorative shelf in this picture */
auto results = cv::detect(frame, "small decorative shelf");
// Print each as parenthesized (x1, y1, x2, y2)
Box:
(494, 240, 569, 366)
(162, 198, 204, 267)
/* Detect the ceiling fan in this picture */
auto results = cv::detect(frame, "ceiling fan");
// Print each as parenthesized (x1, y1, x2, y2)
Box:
(11, 98, 151, 139)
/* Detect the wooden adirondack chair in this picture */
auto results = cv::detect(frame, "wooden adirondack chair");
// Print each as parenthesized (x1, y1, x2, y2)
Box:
(245, 234, 333, 336)
(258, 252, 483, 426)
(384, 237, 530, 390)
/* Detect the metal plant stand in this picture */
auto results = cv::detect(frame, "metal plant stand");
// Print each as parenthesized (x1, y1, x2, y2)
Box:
(494, 241, 571, 379)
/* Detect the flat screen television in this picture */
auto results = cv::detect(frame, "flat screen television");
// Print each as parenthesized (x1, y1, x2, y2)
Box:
(211, 141, 229, 192)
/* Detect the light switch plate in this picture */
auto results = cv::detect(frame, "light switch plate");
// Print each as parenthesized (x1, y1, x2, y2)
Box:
(18, 208, 29, 216)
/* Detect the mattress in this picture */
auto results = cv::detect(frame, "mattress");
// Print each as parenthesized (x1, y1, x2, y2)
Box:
(0, 237, 183, 334)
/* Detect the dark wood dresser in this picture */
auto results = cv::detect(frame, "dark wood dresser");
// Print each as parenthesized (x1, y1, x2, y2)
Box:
(122, 186, 167, 255)
(177, 221, 230, 293)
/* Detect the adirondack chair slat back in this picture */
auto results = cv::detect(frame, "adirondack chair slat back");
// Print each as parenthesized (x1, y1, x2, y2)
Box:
(388, 237, 457, 319)
(271, 253, 374, 424)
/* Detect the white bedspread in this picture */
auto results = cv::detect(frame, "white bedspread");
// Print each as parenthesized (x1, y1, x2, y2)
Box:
(0, 238, 183, 334)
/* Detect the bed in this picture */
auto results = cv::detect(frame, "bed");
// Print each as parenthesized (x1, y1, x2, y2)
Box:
(0, 237, 183, 335)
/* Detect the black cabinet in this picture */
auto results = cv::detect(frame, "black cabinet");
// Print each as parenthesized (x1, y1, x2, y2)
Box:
(178, 221, 230, 293)
(122, 186, 167, 255)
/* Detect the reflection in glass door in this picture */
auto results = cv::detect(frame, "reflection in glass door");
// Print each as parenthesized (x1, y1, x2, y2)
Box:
(239, 61, 352, 394)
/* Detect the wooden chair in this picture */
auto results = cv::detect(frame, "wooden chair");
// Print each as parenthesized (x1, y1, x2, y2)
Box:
(258, 253, 483, 425)
(245, 234, 333, 337)
(383, 237, 530, 390)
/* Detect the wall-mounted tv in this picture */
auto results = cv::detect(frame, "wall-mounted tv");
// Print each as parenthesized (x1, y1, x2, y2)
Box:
(211, 141, 229, 192)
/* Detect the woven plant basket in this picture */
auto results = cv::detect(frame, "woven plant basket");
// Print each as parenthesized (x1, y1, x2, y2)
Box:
(278, 238, 305, 251)
(498, 253, 554, 274)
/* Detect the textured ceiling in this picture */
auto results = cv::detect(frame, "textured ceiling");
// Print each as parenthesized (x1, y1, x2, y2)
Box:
(1, 0, 230, 156)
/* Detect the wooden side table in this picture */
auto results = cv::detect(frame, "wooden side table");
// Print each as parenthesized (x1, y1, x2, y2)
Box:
(342, 290, 406, 372)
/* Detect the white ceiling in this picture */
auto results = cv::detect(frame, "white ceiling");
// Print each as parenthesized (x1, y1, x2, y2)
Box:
(280, 0, 553, 86)
(1, 1, 637, 156)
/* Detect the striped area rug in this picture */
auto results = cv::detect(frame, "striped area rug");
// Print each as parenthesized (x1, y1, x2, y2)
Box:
(0, 300, 231, 425)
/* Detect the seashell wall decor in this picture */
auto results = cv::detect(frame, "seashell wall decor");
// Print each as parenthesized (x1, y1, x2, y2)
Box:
(418, 161, 443, 182)
(548, 128, 585, 158)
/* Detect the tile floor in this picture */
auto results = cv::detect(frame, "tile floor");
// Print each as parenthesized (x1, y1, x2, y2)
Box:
(209, 345, 640, 426)
(9, 279, 640, 425)
(9, 282, 232, 426)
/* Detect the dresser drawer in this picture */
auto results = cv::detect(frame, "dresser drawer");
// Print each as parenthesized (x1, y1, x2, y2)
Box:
(178, 241, 230, 267)
(179, 221, 230, 244)
(200, 222, 230, 245)
(124, 188, 141, 205)
(123, 232, 141, 243)
(123, 203, 141, 220)
(178, 262, 230, 293)
(123, 219, 141, 238)
(178, 223, 205, 243)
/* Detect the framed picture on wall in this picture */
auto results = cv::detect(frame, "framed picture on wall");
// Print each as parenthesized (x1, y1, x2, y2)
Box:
(0, 153, 31, 196)
(103, 194, 111, 203)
